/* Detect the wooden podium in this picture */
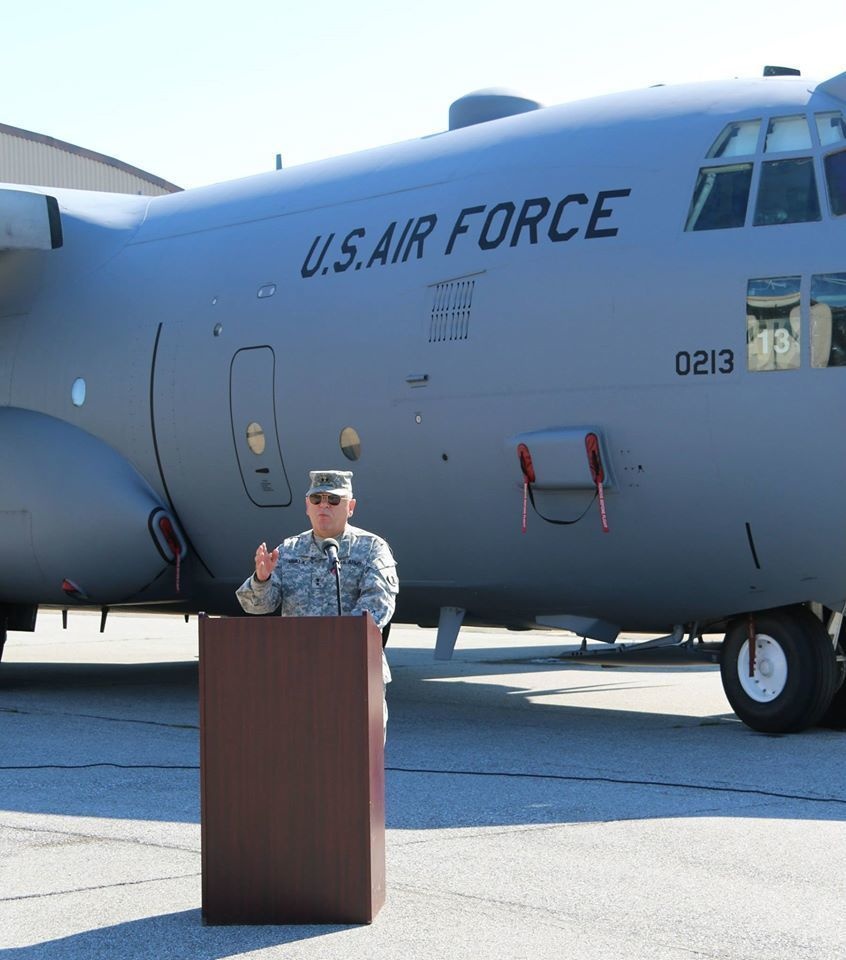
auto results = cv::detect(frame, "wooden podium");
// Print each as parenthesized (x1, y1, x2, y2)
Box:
(198, 614, 385, 924)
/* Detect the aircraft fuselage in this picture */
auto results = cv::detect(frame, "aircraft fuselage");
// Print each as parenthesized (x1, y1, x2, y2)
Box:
(4, 74, 846, 642)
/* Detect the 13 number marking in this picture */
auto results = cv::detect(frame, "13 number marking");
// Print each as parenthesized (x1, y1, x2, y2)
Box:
(756, 329, 793, 355)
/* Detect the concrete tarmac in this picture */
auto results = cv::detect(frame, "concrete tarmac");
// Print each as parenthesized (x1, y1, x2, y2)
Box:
(2, 611, 846, 960)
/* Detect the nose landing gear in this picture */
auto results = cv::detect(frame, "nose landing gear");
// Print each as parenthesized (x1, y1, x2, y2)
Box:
(720, 606, 840, 733)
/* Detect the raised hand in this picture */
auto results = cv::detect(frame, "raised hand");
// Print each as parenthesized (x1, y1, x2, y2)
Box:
(254, 542, 279, 582)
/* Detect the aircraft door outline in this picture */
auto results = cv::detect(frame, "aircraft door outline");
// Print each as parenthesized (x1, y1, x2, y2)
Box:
(229, 346, 292, 507)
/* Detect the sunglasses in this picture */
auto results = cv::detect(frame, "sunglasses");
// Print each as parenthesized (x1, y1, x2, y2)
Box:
(308, 493, 345, 506)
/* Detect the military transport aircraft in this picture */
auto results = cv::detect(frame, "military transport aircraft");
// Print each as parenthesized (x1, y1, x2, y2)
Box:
(2, 67, 846, 734)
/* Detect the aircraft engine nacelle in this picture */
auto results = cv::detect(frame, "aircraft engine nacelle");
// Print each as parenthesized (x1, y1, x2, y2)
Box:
(0, 408, 184, 605)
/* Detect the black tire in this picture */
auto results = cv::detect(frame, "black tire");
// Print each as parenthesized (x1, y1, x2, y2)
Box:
(720, 606, 838, 733)
(819, 643, 846, 728)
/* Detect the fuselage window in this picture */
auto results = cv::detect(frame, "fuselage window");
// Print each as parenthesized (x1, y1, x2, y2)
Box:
(746, 277, 801, 371)
(339, 426, 362, 461)
(706, 120, 761, 158)
(245, 422, 266, 455)
(71, 378, 86, 407)
(764, 115, 812, 152)
(815, 112, 846, 146)
(824, 149, 846, 216)
(811, 273, 846, 367)
(685, 164, 752, 231)
(753, 157, 821, 226)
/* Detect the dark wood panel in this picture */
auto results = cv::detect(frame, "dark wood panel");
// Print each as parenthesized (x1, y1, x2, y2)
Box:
(200, 615, 385, 924)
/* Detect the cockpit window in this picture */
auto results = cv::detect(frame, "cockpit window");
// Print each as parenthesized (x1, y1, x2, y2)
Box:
(811, 273, 846, 367)
(746, 277, 801, 371)
(764, 116, 812, 152)
(685, 164, 752, 231)
(816, 112, 846, 146)
(706, 120, 760, 158)
(687, 112, 845, 231)
(824, 149, 846, 216)
(753, 157, 820, 225)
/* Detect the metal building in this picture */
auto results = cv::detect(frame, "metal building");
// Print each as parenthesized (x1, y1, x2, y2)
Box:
(0, 121, 181, 195)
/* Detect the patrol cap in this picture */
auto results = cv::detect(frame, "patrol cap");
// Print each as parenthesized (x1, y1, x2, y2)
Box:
(306, 469, 353, 498)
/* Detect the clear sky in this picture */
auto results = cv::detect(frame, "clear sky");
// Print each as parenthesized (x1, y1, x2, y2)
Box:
(4, 0, 844, 190)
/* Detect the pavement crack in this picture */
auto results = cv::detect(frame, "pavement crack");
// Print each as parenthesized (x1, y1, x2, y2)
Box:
(0, 820, 199, 856)
(0, 872, 200, 903)
(391, 879, 576, 931)
(0, 706, 197, 731)
(392, 881, 741, 958)
(393, 819, 590, 847)
(0, 763, 198, 771)
(386, 764, 846, 807)
(391, 815, 690, 849)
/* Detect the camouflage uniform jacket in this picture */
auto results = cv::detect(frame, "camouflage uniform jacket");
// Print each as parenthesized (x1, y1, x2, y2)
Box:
(236, 524, 398, 681)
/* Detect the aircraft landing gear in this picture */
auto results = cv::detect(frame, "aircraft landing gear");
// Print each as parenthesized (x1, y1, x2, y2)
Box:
(818, 619, 846, 726)
(720, 607, 839, 733)
(820, 650, 846, 727)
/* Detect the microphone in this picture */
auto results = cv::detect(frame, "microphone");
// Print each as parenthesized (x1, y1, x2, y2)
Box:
(322, 538, 340, 568)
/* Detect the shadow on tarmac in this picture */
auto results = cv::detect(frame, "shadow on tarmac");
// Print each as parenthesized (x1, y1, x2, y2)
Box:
(3, 650, 846, 956)
(2, 652, 846, 831)
(0, 909, 342, 959)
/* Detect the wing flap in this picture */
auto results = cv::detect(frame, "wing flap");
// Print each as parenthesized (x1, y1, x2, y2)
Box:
(0, 187, 63, 250)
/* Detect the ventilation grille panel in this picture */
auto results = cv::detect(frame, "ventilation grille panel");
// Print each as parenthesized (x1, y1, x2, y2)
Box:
(429, 279, 475, 343)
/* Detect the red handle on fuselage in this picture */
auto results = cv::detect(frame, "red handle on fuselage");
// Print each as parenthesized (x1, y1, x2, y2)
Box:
(585, 433, 609, 533)
(517, 443, 535, 533)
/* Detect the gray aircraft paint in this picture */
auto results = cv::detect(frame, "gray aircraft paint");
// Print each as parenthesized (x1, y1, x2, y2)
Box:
(2, 73, 846, 645)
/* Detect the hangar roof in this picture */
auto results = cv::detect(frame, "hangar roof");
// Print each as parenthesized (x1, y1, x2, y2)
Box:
(0, 121, 181, 196)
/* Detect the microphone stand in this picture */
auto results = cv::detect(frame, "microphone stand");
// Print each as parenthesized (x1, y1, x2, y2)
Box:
(331, 554, 342, 616)
(322, 538, 342, 615)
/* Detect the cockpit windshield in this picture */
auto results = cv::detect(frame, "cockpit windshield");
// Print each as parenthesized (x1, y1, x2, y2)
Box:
(686, 112, 846, 231)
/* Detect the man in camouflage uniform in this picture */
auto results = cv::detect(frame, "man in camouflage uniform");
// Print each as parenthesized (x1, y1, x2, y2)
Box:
(236, 469, 398, 733)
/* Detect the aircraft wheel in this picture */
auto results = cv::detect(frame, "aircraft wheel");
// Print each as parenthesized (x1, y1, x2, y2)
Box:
(720, 607, 838, 733)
